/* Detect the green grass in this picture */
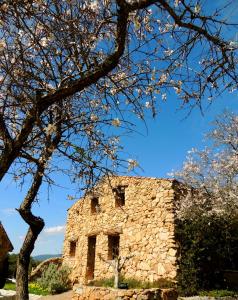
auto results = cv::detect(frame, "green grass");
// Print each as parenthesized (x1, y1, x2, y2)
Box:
(4, 282, 49, 296)
(4, 283, 16, 291)
(198, 290, 238, 297)
(87, 277, 175, 289)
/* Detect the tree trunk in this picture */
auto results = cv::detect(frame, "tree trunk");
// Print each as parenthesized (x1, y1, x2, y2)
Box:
(15, 115, 61, 300)
(0, 107, 39, 182)
(16, 212, 44, 300)
(114, 258, 119, 289)
(0, 148, 19, 182)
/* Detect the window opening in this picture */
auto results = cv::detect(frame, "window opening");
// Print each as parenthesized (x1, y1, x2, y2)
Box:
(91, 197, 100, 214)
(108, 235, 120, 260)
(69, 241, 77, 257)
(113, 186, 126, 207)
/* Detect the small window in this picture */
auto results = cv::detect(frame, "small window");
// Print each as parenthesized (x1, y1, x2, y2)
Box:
(91, 197, 100, 214)
(113, 186, 126, 207)
(108, 235, 120, 260)
(69, 241, 77, 257)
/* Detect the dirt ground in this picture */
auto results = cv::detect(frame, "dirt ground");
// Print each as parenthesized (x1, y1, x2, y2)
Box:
(40, 290, 73, 300)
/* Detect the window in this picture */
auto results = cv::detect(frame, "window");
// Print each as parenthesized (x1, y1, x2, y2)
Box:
(108, 235, 120, 260)
(113, 186, 126, 207)
(91, 197, 100, 214)
(69, 241, 77, 257)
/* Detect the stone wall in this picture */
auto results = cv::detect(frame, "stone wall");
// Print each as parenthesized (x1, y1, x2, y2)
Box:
(73, 285, 178, 300)
(0, 222, 13, 263)
(29, 257, 62, 281)
(0, 289, 41, 300)
(0, 223, 13, 288)
(63, 176, 183, 285)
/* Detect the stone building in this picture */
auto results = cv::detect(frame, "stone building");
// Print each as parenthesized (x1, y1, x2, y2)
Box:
(0, 222, 13, 287)
(63, 176, 185, 285)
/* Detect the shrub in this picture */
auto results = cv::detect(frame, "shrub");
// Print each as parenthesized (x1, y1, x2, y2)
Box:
(123, 278, 175, 289)
(88, 277, 114, 288)
(7, 254, 41, 279)
(176, 214, 238, 296)
(28, 282, 49, 296)
(199, 290, 237, 297)
(88, 276, 175, 289)
(37, 264, 71, 294)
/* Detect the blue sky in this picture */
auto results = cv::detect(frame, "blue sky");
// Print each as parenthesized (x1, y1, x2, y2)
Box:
(0, 90, 237, 256)
(1, 0, 238, 256)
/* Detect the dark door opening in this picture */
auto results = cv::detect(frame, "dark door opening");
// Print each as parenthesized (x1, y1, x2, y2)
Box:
(108, 235, 120, 260)
(86, 235, 96, 280)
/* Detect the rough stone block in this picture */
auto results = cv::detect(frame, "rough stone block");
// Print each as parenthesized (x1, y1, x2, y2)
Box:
(63, 176, 189, 283)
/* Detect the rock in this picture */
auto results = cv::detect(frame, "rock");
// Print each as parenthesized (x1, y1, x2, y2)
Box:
(63, 176, 190, 283)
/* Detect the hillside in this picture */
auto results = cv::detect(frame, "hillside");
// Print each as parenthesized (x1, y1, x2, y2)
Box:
(33, 254, 62, 261)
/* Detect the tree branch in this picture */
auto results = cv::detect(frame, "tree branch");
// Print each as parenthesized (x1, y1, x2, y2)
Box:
(0, 113, 13, 145)
(157, 0, 227, 49)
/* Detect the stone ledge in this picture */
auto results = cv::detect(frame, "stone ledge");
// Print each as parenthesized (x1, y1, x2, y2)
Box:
(73, 285, 178, 300)
(0, 290, 15, 300)
(0, 290, 41, 300)
(179, 297, 238, 300)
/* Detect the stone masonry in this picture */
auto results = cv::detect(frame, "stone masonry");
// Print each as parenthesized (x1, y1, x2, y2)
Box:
(0, 222, 13, 288)
(63, 176, 186, 285)
(72, 286, 178, 300)
(0, 222, 13, 260)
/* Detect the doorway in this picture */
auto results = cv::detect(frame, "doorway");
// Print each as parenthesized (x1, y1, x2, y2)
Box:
(86, 235, 96, 280)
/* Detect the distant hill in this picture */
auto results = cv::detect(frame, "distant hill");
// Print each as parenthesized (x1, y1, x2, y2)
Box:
(33, 254, 62, 261)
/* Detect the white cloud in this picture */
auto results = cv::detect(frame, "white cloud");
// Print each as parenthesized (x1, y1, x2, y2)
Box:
(1, 208, 16, 215)
(43, 225, 65, 235)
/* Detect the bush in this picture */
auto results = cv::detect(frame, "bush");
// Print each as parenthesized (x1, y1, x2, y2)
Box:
(28, 282, 49, 295)
(198, 290, 237, 297)
(7, 254, 41, 279)
(176, 214, 238, 296)
(88, 277, 114, 288)
(37, 264, 71, 294)
(7, 254, 17, 279)
(88, 276, 175, 289)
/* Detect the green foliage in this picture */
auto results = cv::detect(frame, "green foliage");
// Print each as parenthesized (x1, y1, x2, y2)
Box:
(176, 214, 238, 296)
(4, 283, 16, 291)
(37, 264, 71, 294)
(7, 254, 18, 278)
(198, 290, 237, 297)
(4, 282, 49, 296)
(28, 282, 49, 296)
(88, 277, 114, 288)
(123, 278, 175, 289)
(88, 276, 175, 289)
(7, 254, 41, 279)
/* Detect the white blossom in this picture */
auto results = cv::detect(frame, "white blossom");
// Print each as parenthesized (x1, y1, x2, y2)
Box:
(171, 111, 238, 219)
(0, 40, 6, 51)
(112, 118, 121, 127)
(90, 114, 99, 122)
(44, 124, 57, 135)
(194, 4, 201, 14)
(39, 37, 48, 47)
(145, 101, 151, 108)
(127, 159, 138, 171)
